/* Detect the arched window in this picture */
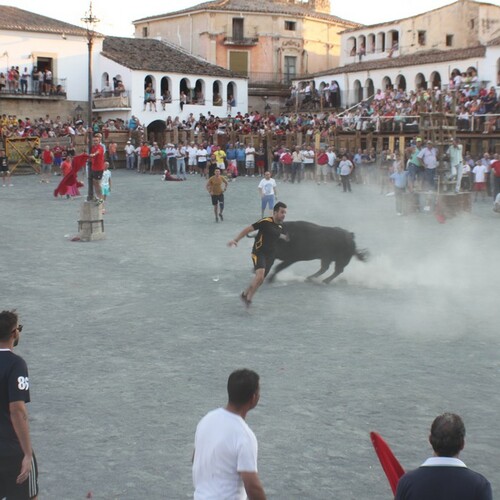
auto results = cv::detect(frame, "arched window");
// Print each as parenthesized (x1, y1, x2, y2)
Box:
(429, 71, 441, 89)
(357, 35, 366, 56)
(213, 80, 222, 106)
(382, 76, 392, 91)
(376, 32, 386, 53)
(347, 37, 357, 57)
(367, 34, 376, 54)
(387, 30, 399, 51)
(365, 78, 374, 100)
(353, 80, 363, 103)
(101, 72, 109, 92)
(194, 79, 205, 104)
(395, 75, 406, 91)
(415, 73, 427, 90)
(144, 75, 156, 104)
(227, 81, 237, 106)
(180, 78, 192, 104)
(160, 77, 172, 103)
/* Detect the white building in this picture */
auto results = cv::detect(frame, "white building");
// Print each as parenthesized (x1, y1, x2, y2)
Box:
(96, 37, 248, 127)
(0, 5, 101, 103)
(294, 0, 500, 107)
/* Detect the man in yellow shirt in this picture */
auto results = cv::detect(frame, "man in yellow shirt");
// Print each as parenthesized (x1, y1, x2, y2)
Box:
(213, 147, 227, 172)
(206, 168, 228, 222)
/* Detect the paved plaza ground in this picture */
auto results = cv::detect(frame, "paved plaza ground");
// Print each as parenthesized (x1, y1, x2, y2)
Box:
(1, 169, 499, 499)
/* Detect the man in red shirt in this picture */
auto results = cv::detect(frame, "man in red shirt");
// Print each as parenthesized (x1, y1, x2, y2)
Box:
(90, 135, 105, 203)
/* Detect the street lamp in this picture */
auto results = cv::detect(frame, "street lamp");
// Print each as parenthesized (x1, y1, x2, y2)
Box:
(77, 1, 105, 241)
(81, 1, 99, 201)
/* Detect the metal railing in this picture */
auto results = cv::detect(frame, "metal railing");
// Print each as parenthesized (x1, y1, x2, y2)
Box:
(0, 78, 67, 98)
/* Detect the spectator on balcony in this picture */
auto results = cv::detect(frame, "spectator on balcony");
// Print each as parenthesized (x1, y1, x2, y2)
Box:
(180, 91, 188, 111)
(195, 90, 205, 105)
(213, 93, 222, 107)
(144, 84, 157, 112)
(20, 67, 29, 94)
(0, 73, 5, 92)
(114, 81, 125, 96)
(43, 69, 52, 95)
(7, 67, 16, 92)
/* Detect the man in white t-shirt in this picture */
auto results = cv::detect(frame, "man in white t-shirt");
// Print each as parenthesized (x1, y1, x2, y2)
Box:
(245, 145, 256, 177)
(258, 171, 277, 217)
(193, 369, 266, 500)
(187, 142, 198, 175)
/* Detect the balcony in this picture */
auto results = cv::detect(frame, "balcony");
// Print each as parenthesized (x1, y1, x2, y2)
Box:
(0, 78, 67, 100)
(93, 91, 130, 110)
(223, 36, 259, 46)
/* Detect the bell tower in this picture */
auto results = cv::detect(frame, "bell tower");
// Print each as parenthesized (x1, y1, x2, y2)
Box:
(309, 0, 331, 14)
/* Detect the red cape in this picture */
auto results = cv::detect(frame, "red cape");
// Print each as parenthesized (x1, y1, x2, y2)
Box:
(54, 154, 88, 197)
(370, 431, 405, 494)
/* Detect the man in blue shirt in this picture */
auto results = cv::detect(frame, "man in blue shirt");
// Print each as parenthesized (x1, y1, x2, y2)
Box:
(395, 413, 491, 500)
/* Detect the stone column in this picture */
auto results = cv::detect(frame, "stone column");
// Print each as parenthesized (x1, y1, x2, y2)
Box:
(78, 201, 105, 241)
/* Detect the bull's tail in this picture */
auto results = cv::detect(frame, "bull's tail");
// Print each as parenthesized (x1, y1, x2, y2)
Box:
(349, 232, 369, 262)
(355, 248, 369, 262)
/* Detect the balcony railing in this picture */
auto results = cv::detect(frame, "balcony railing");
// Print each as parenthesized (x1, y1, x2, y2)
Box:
(223, 36, 259, 46)
(0, 78, 67, 99)
(93, 91, 130, 109)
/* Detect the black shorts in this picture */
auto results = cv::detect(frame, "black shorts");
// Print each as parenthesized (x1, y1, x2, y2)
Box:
(91, 170, 103, 181)
(0, 452, 38, 500)
(251, 253, 275, 277)
(211, 194, 224, 206)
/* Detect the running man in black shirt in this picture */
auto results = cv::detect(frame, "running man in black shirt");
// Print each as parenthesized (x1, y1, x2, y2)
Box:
(0, 310, 38, 500)
(228, 202, 288, 307)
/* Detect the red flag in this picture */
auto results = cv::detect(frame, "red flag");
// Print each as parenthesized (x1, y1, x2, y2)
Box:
(370, 431, 405, 495)
(54, 154, 88, 197)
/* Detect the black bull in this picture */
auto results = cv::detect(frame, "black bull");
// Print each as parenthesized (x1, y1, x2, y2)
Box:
(267, 221, 369, 284)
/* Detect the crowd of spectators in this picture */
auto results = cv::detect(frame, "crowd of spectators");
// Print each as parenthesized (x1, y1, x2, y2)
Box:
(286, 74, 499, 134)
(0, 65, 65, 96)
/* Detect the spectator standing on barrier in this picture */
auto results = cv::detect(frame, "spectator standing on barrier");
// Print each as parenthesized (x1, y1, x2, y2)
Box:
(0, 310, 39, 500)
(395, 413, 492, 500)
(192, 369, 267, 500)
